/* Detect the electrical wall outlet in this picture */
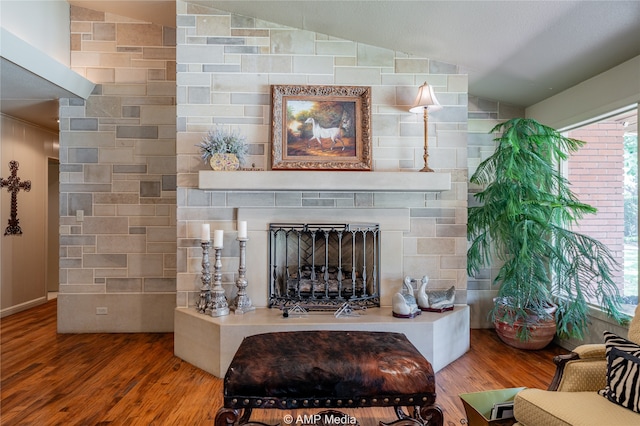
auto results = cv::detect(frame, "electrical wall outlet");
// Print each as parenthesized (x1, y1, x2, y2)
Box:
(76, 209, 84, 222)
(96, 307, 108, 315)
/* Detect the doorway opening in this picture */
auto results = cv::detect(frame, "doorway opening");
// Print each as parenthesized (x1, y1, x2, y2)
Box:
(47, 158, 59, 300)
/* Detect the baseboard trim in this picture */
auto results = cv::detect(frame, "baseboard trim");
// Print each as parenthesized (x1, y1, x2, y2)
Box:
(1, 297, 48, 318)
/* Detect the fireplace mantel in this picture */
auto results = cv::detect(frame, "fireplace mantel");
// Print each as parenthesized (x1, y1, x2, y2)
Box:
(199, 170, 451, 192)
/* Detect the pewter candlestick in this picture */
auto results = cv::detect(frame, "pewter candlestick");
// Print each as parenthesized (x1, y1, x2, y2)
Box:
(232, 237, 254, 314)
(206, 245, 230, 317)
(196, 240, 212, 313)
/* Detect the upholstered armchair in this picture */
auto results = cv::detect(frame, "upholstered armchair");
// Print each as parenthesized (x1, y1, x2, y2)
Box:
(513, 305, 640, 426)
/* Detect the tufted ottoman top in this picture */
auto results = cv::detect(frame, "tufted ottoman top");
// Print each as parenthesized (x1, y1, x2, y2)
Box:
(223, 330, 436, 410)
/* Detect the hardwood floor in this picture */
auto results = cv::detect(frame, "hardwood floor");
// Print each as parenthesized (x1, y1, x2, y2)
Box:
(1, 300, 567, 425)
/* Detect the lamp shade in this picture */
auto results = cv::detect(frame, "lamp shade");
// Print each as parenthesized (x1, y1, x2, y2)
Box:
(409, 82, 443, 113)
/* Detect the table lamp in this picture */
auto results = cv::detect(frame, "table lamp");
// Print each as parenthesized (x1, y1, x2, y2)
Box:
(409, 82, 442, 172)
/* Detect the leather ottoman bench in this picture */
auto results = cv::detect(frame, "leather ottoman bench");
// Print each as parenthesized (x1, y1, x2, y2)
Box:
(214, 330, 443, 426)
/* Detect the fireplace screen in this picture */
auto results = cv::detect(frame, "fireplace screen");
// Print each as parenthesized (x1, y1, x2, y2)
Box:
(268, 223, 380, 310)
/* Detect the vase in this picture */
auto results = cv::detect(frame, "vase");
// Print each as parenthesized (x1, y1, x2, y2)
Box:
(209, 153, 240, 171)
(493, 302, 558, 350)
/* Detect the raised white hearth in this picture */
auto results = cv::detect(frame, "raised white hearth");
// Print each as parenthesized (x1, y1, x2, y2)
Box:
(175, 305, 470, 378)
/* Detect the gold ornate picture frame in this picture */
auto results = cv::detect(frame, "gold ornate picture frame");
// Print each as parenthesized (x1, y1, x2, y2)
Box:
(271, 85, 372, 170)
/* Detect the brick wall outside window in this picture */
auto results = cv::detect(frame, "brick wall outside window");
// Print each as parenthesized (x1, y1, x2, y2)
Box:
(567, 122, 626, 292)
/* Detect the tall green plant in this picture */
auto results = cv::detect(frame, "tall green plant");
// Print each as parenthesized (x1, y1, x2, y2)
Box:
(467, 118, 625, 340)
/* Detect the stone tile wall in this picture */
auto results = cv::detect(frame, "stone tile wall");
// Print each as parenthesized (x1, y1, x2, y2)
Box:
(57, 2, 520, 331)
(176, 1, 469, 310)
(57, 6, 177, 332)
(466, 96, 524, 327)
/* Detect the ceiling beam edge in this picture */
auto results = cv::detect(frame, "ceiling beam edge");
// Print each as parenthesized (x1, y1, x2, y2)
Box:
(0, 27, 95, 100)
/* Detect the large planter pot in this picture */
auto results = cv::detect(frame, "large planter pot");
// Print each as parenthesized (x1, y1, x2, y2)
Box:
(493, 303, 558, 350)
(209, 153, 239, 171)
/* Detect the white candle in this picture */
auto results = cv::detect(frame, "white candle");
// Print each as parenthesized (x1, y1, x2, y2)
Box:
(238, 221, 247, 239)
(213, 229, 224, 248)
(201, 223, 210, 242)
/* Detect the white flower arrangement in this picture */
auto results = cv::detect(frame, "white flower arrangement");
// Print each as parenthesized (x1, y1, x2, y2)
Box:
(196, 126, 248, 166)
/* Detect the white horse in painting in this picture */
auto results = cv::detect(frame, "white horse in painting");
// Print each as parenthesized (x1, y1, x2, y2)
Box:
(304, 117, 346, 151)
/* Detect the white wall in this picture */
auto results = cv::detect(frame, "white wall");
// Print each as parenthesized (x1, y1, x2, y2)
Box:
(0, 0, 71, 66)
(526, 55, 640, 129)
(1, 114, 59, 316)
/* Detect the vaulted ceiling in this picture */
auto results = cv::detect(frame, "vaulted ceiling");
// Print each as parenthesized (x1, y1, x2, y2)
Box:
(3, 0, 640, 131)
(203, 1, 640, 108)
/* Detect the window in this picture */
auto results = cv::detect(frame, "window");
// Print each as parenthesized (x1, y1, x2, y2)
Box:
(563, 106, 638, 316)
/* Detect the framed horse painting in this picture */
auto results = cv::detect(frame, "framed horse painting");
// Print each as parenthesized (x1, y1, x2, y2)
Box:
(270, 85, 372, 170)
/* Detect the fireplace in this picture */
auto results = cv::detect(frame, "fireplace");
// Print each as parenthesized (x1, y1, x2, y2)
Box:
(268, 223, 380, 310)
(174, 206, 470, 378)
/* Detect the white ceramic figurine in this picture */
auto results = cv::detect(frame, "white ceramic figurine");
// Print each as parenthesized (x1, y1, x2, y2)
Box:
(392, 276, 421, 318)
(417, 275, 455, 312)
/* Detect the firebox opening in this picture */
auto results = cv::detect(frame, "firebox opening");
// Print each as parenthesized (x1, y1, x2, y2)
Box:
(268, 223, 380, 310)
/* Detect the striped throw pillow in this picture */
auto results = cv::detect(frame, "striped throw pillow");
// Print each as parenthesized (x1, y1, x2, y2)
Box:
(598, 331, 640, 413)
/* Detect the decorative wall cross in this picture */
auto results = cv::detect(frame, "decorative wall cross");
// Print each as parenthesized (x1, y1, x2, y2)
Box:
(1, 161, 32, 235)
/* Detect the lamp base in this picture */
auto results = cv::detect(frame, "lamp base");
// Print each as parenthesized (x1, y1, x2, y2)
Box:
(419, 165, 435, 172)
